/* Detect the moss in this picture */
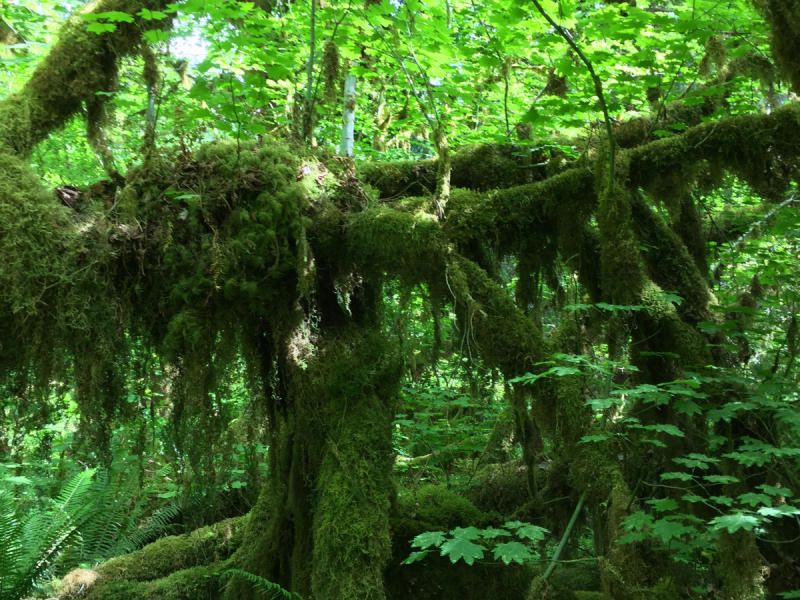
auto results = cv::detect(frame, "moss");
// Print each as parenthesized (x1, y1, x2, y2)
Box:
(466, 462, 530, 516)
(750, 0, 800, 92)
(672, 194, 708, 277)
(629, 192, 711, 325)
(549, 561, 602, 592)
(346, 206, 444, 285)
(0, 0, 171, 156)
(596, 180, 644, 306)
(84, 562, 232, 600)
(715, 530, 764, 600)
(94, 515, 248, 583)
(628, 103, 800, 201)
(400, 484, 484, 529)
(448, 257, 548, 376)
(573, 593, 604, 600)
(631, 280, 712, 381)
(358, 144, 542, 199)
(295, 329, 401, 600)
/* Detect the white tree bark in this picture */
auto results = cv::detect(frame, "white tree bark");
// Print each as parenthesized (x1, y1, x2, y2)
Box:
(339, 74, 357, 156)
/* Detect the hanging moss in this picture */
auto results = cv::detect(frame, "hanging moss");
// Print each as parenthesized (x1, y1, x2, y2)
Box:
(628, 103, 800, 201)
(0, 0, 171, 156)
(630, 281, 712, 382)
(447, 257, 547, 376)
(750, 0, 800, 92)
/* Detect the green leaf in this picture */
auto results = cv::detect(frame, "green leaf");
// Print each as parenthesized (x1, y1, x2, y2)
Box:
(493, 541, 534, 565)
(737, 493, 771, 507)
(703, 475, 739, 484)
(656, 292, 683, 305)
(93, 10, 134, 22)
(402, 550, 430, 564)
(480, 526, 511, 539)
(757, 505, 800, 518)
(622, 511, 653, 531)
(673, 453, 719, 469)
(514, 524, 548, 543)
(661, 472, 693, 482)
(86, 22, 116, 34)
(777, 591, 800, 599)
(2, 475, 33, 485)
(643, 424, 684, 437)
(646, 498, 679, 512)
(439, 536, 485, 565)
(709, 495, 734, 507)
(674, 400, 702, 416)
(579, 434, 610, 444)
(143, 30, 170, 44)
(710, 513, 760, 533)
(410, 531, 446, 549)
(757, 485, 793, 497)
(450, 526, 481, 540)
(138, 8, 168, 19)
(651, 519, 691, 543)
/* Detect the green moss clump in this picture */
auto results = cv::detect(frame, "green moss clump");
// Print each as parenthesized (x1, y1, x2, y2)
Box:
(466, 462, 530, 516)
(84, 563, 231, 600)
(573, 593, 604, 600)
(549, 561, 602, 592)
(628, 103, 800, 201)
(346, 206, 444, 285)
(357, 145, 533, 200)
(94, 516, 248, 583)
(400, 484, 484, 529)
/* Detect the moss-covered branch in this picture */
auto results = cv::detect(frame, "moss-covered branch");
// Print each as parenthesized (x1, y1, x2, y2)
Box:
(0, 0, 171, 156)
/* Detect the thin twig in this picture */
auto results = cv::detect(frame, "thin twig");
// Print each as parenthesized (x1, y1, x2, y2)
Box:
(530, 0, 615, 190)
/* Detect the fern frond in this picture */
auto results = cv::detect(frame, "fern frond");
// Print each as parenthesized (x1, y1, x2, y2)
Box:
(0, 494, 24, 600)
(54, 469, 97, 516)
(114, 502, 182, 554)
(221, 569, 303, 600)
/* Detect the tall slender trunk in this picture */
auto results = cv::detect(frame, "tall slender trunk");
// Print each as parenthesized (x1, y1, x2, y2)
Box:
(340, 74, 357, 156)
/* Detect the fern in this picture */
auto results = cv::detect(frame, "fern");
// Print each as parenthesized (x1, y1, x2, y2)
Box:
(221, 569, 303, 600)
(64, 464, 184, 568)
(0, 469, 98, 600)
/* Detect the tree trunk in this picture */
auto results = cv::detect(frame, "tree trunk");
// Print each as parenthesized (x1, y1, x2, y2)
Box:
(225, 306, 400, 600)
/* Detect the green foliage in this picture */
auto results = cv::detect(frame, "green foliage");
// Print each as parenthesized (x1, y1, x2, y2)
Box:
(221, 569, 302, 600)
(0, 469, 97, 600)
(404, 521, 548, 566)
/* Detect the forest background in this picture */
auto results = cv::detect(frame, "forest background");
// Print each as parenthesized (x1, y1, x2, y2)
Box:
(1, 0, 800, 599)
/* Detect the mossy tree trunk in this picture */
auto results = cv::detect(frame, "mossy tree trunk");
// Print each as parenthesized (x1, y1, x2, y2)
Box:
(224, 283, 401, 600)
